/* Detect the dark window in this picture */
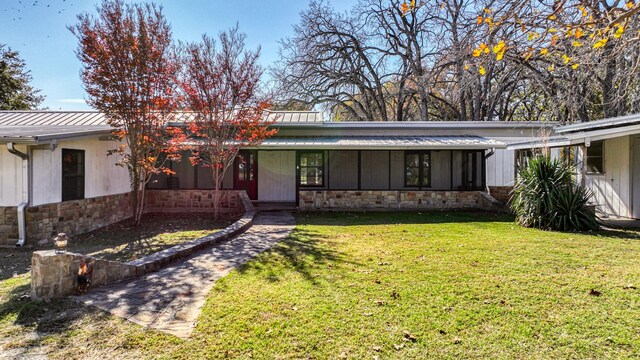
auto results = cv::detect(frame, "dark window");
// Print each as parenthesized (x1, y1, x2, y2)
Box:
(299, 151, 324, 186)
(586, 141, 604, 174)
(62, 149, 85, 201)
(404, 151, 431, 188)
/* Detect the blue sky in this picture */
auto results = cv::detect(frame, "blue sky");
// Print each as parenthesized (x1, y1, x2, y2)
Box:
(0, 0, 355, 110)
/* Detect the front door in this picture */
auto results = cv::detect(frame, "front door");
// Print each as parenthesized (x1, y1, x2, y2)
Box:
(234, 150, 258, 200)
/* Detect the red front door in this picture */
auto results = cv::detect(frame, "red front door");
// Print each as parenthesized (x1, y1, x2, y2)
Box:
(234, 151, 258, 200)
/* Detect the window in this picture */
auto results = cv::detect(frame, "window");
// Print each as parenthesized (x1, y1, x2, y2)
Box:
(299, 151, 324, 186)
(586, 141, 604, 174)
(404, 151, 431, 188)
(62, 149, 85, 201)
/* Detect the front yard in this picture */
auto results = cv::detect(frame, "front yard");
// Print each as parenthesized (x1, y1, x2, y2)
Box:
(1, 211, 639, 359)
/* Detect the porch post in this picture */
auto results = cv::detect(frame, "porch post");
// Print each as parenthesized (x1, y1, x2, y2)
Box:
(577, 144, 587, 187)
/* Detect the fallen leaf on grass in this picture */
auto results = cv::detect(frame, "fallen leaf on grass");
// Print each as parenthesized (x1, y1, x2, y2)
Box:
(372, 346, 382, 352)
(363, 312, 373, 316)
(622, 284, 636, 290)
(393, 343, 405, 350)
(375, 300, 386, 306)
(589, 289, 602, 296)
(403, 330, 417, 342)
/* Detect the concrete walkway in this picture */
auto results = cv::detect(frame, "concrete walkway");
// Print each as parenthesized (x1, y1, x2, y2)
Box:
(75, 212, 295, 338)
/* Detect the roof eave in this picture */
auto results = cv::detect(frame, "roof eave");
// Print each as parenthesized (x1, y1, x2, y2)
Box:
(0, 129, 114, 144)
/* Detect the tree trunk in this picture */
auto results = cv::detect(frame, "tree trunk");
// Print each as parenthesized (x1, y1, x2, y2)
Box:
(213, 166, 221, 220)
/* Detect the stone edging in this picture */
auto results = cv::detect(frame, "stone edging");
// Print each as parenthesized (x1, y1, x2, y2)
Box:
(30, 192, 255, 301)
(126, 192, 256, 274)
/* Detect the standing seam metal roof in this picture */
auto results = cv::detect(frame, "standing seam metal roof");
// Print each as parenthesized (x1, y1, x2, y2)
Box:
(0, 110, 325, 127)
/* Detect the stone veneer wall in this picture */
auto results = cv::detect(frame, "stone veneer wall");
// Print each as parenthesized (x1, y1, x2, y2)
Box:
(0, 207, 19, 246)
(145, 189, 243, 214)
(31, 192, 256, 301)
(25, 193, 132, 244)
(488, 186, 513, 204)
(299, 190, 495, 210)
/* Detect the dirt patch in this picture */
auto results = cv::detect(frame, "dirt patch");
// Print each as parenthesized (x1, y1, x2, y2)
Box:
(0, 212, 236, 281)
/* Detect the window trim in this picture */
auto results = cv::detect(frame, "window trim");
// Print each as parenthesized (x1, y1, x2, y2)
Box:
(298, 150, 325, 187)
(586, 140, 605, 175)
(61, 148, 85, 201)
(404, 151, 431, 189)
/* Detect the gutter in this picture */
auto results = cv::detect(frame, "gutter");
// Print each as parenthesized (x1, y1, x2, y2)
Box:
(6, 143, 29, 247)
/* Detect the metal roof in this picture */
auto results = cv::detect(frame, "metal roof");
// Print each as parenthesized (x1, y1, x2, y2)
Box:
(265, 111, 324, 123)
(507, 120, 640, 150)
(0, 111, 108, 126)
(0, 125, 113, 144)
(507, 136, 572, 150)
(555, 113, 640, 134)
(0, 110, 325, 127)
(274, 120, 555, 129)
(251, 135, 505, 150)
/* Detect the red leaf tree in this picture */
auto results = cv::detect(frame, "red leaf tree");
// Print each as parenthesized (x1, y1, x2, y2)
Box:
(70, 0, 183, 225)
(179, 27, 277, 219)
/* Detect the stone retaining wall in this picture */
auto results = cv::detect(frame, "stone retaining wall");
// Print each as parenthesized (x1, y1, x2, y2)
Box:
(0, 207, 18, 246)
(145, 189, 243, 214)
(25, 193, 132, 245)
(488, 186, 513, 204)
(31, 192, 256, 301)
(30, 250, 138, 300)
(299, 190, 493, 210)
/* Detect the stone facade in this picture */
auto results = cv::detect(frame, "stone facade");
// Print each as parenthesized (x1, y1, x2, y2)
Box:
(25, 193, 132, 244)
(30, 250, 138, 300)
(145, 189, 243, 214)
(30, 192, 256, 301)
(299, 190, 494, 210)
(0, 207, 18, 246)
(488, 186, 513, 204)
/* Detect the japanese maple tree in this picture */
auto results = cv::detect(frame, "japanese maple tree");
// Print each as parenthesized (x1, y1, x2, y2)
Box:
(70, 0, 182, 225)
(179, 27, 276, 219)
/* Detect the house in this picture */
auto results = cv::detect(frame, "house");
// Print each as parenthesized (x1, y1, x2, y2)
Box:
(1, 110, 552, 246)
(508, 113, 640, 219)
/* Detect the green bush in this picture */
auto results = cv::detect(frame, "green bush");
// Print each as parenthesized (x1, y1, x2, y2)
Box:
(510, 154, 599, 231)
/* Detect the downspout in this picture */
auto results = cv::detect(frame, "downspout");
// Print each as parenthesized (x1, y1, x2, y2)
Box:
(6, 143, 29, 247)
(484, 148, 496, 193)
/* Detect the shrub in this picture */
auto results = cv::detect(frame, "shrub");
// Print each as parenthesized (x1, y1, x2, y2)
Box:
(510, 154, 599, 231)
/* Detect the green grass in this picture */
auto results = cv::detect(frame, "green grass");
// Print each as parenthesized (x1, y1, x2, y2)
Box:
(1, 211, 640, 359)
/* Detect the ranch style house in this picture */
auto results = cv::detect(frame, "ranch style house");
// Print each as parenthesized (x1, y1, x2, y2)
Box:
(1, 110, 639, 246)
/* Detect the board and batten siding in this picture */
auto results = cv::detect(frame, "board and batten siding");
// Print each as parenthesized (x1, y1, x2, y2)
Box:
(486, 148, 515, 187)
(0, 146, 25, 206)
(31, 138, 130, 206)
(258, 151, 295, 201)
(328, 150, 358, 189)
(586, 136, 631, 218)
(360, 151, 389, 189)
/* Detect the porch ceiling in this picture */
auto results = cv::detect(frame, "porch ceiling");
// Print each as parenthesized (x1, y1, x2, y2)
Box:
(249, 135, 505, 150)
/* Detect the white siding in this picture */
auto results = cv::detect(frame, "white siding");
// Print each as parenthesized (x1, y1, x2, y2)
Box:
(586, 136, 631, 217)
(0, 146, 25, 206)
(31, 137, 130, 206)
(486, 149, 515, 187)
(258, 151, 295, 201)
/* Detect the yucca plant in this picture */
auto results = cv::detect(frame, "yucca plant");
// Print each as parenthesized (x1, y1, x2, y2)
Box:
(510, 154, 599, 231)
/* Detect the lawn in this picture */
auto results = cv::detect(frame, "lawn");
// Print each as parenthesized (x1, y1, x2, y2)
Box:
(1, 211, 639, 359)
(0, 213, 232, 281)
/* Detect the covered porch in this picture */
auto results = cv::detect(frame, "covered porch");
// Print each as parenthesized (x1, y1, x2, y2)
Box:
(149, 135, 505, 211)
